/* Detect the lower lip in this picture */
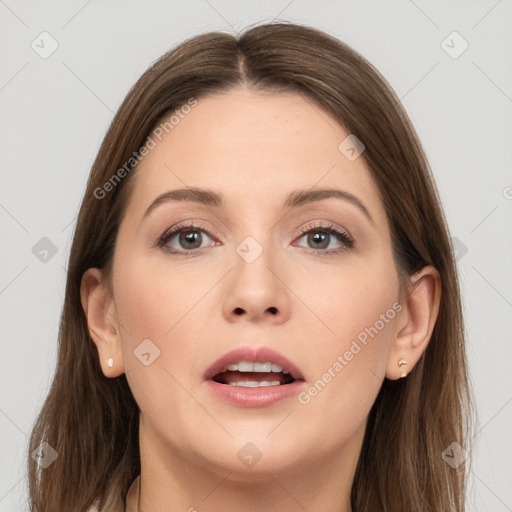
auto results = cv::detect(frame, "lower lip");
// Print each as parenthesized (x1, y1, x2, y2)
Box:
(204, 379, 306, 408)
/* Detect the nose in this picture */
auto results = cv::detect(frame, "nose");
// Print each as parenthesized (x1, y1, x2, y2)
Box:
(222, 243, 291, 324)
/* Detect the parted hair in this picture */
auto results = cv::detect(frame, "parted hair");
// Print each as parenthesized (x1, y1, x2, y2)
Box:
(27, 21, 472, 511)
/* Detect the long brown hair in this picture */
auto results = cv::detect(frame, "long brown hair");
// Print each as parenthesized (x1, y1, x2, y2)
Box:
(27, 22, 473, 511)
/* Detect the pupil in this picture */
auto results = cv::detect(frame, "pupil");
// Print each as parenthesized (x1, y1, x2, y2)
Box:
(310, 231, 328, 249)
(181, 230, 201, 249)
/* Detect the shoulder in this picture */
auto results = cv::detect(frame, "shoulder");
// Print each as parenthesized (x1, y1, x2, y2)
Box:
(85, 500, 126, 512)
(125, 475, 140, 511)
(84, 476, 139, 512)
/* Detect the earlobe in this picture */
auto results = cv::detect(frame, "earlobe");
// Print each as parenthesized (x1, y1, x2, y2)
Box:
(397, 357, 408, 378)
(385, 266, 441, 380)
(80, 268, 125, 377)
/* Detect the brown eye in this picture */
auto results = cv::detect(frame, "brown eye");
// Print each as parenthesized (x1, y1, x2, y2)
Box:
(158, 223, 215, 254)
(295, 222, 354, 254)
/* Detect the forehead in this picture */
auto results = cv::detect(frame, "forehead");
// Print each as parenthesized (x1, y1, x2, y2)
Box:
(124, 88, 386, 223)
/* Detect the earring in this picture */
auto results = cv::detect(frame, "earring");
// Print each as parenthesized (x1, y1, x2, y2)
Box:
(107, 358, 114, 368)
(397, 357, 408, 378)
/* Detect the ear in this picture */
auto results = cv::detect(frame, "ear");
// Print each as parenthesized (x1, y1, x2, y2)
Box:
(385, 265, 441, 380)
(80, 268, 125, 377)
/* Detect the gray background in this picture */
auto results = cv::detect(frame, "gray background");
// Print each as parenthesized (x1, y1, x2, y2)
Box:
(1, 1, 511, 510)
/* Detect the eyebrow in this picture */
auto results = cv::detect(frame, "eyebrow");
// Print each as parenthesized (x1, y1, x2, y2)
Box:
(142, 187, 374, 224)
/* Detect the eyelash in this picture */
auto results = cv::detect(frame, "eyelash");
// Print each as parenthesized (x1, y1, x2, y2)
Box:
(298, 221, 354, 254)
(156, 220, 355, 256)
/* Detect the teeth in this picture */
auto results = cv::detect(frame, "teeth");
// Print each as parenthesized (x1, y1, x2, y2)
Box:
(227, 361, 288, 374)
(228, 381, 281, 387)
(238, 361, 254, 372)
(253, 362, 272, 372)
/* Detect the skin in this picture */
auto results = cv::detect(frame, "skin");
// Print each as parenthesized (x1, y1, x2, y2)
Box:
(81, 88, 441, 511)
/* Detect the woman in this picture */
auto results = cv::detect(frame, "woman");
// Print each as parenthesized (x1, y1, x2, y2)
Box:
(27, 22, 472, 511)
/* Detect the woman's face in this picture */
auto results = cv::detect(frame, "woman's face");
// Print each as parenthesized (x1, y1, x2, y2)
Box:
(110, 88, 404, 477)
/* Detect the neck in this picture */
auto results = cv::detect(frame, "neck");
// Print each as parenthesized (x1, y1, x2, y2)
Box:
(136, 419, 364, 512)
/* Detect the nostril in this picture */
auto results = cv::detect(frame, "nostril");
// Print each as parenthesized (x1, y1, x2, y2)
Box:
(267, 307, 277, 314)
(234, 307, 244, 315)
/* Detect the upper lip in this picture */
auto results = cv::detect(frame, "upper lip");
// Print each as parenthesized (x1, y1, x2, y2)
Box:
(203, 346, 305, 381)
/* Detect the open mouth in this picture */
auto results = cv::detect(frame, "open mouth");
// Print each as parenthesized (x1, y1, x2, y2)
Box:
(203, 347, 305, 407)
(211, 361, 296, 387)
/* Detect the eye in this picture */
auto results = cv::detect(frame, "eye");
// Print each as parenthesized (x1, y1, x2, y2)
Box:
(157, 222, 216, 254)
(294, 221, 354, 254)
(156, 220, 354, 256)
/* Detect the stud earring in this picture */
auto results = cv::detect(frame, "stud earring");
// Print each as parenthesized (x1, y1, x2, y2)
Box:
(397, 357, 408, 378)
(107, 358, 114, 368)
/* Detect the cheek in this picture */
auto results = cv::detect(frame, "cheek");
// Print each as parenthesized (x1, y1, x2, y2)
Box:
(113, 255, 207, 429)
(110, 252, 178, 383)
(113, 252, 207, 343)
(303, 250, 399, 345)
(293, 256, 399, 443)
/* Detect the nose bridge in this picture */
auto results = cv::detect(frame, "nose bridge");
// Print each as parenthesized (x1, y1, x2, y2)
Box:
(222, 227, 290, 322)
(234, 231, 278, 296)
(232, 211, 277, 271)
